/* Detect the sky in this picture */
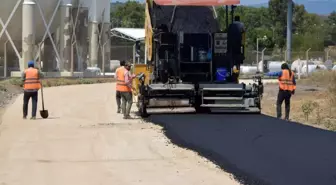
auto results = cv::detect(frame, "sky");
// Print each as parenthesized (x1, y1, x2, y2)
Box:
(240, 0, 268, 5)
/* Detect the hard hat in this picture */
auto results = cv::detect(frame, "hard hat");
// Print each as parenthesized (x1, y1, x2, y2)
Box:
(28, 61, 34, 67)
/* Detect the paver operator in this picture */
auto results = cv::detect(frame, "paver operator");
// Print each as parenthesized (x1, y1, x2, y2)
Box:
(115, 60, 126, 113)
(22, 61, 44, 120)
(228, 15, 245, 83)
(116, 61, 136, 119)
(266, 63, 296, 120)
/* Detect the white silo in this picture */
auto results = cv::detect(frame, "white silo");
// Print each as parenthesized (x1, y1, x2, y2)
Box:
(1, 0, 110, 75)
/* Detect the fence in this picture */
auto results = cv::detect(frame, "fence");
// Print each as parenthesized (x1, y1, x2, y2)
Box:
(244, 49, 336, 65)
(109, 43, 146, 72)
(239, 48, 336, 78)
(0, 38, 21, 77)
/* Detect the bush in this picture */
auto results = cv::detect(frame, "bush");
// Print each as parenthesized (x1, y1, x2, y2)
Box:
(8, 78, 22, 86)
(301, 100, 318, 122)
(327, 72, 336, 112)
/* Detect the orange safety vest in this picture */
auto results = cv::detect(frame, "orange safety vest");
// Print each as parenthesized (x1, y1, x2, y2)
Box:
(115, 66, 123, 74)
(115, 66, 123, 89)
(116, 67, 132, 92)
(115, 66, 122, 83)
(24, 68, 41, 90)
(278, 69, 296, 91)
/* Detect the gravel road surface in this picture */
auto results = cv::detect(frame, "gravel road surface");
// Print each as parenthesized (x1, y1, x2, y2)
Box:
(1, 81, 335, 185)
(0, 83, 238, 185)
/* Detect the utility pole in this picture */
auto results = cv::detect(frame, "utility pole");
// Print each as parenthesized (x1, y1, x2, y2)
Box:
(306, 48, 311, 76)
(286, 0, 293, 63)
(256, 38, 259, 67)
(261, 48, 267, 73)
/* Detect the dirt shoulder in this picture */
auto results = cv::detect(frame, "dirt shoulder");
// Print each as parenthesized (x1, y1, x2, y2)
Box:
(0, 78, 115, 124)
(0, 84, 22, 124)
(262, 71, 336, 131)
(0, 83, 239, 185)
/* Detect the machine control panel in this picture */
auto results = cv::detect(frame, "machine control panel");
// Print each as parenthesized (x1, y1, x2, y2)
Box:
(214, 33, 227, 55)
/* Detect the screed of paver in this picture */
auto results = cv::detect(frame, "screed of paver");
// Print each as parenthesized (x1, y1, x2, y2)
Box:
(0, 83, 239, 185)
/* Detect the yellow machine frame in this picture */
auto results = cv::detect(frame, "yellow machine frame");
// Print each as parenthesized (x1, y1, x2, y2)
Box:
(132, 0, 246, 94)
(132, 0, 153, 96)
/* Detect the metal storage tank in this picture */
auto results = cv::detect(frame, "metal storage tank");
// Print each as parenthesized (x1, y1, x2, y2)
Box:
(240, 65, 258, 74)
(267, 61, 285, 73)
(291, 59, 305, 73)
(0, 0, 110, 74)
(0, 0, 60, 54)
(301, 64, 327, 74)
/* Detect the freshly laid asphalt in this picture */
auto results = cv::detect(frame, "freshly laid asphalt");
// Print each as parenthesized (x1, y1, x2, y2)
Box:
(149, 113, 336, 185)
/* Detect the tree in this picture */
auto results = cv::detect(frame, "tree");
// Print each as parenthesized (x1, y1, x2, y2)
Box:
(293, 5, 306, 34)
(326, 11, 336, 42)
(110, 1, 145, 28)
(268, 0, 288, 49)
(268, 0, 309, 49)
(327, 11, 336, 24)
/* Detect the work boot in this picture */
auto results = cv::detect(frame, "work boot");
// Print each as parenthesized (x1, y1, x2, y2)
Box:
(23, 116, 27, 119)
(30, 117, 36, 120)
(123, 115, 131, 119)
(117, 108, 121, 113)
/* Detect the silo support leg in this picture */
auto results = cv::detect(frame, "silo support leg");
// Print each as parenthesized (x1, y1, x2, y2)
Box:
(0, 0, 22, 65)
(0, 0, 21, 38)
(35, 0, 63, 71)
(0, 19, 21, 60)
(34, 0, 62, 62)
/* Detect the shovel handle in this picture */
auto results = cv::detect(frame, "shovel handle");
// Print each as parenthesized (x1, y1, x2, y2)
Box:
(40, 81, 45, 110)
(38, 65, 45, 111)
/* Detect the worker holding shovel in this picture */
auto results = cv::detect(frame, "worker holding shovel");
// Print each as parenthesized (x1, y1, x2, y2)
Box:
(116, 62, 136, 119)
(21, 61, 44, 120)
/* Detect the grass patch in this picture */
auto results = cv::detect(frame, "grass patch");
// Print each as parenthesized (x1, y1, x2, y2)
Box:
(299, 70, 336, 88)
(294, 71, 336, 130)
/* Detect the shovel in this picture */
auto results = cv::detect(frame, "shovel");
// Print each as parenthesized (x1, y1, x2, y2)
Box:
(39, 82, 49, 119)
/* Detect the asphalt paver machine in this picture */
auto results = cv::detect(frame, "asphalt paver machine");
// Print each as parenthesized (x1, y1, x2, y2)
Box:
(133, 0, 264, 117)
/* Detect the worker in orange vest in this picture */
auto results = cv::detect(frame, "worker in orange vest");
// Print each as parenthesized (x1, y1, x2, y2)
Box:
(22, 61, 44, 120)
(115, 60, 126, 113)
(116, 62, 136, 119)
(266, 63, 296, 120)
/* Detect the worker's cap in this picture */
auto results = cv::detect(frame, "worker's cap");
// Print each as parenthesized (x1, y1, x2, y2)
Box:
(125, 62, 133, 67)
(28, 61, 35, 67)
(281, 62, 289, 69)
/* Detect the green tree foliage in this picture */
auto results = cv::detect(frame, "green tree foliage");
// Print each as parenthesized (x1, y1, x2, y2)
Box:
(110, 1, 145, 28)
(326, 11, 336, 42)
(268, 0, 288, 49)
(110, 0, 335, 51)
